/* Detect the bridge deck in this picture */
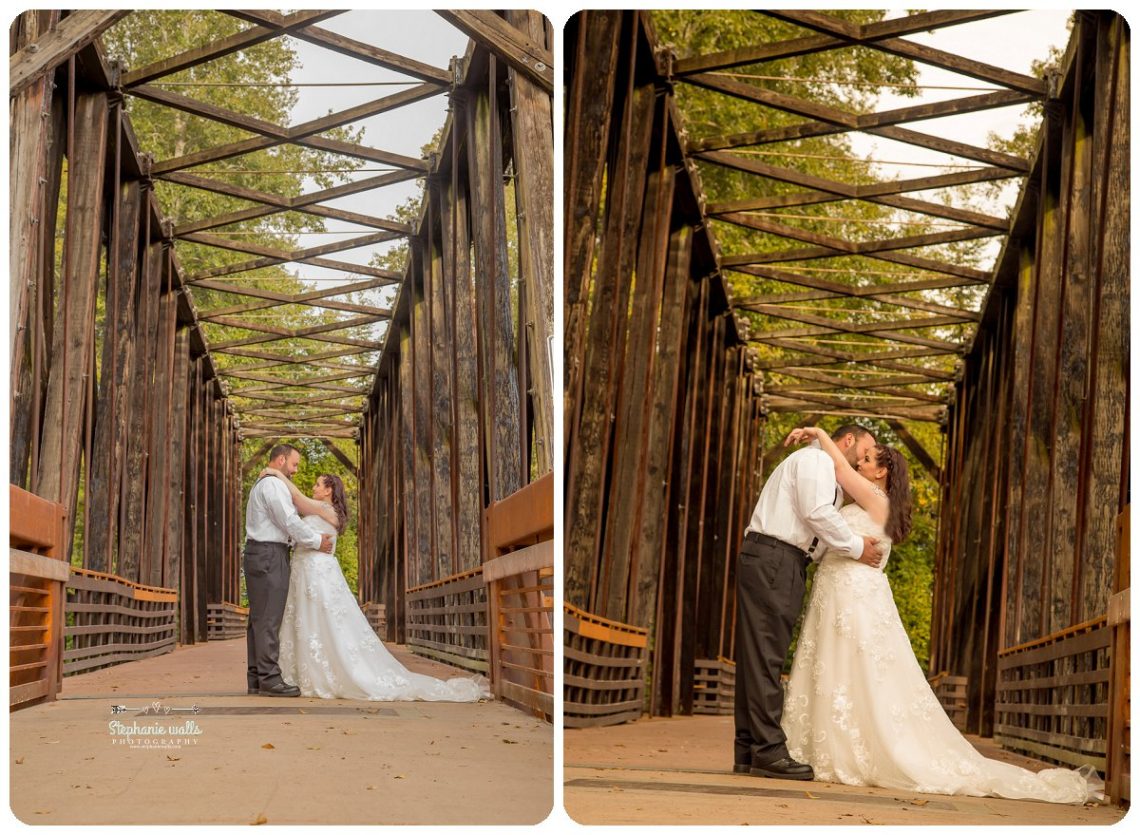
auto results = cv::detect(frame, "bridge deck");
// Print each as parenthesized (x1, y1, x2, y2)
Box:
(10, 638, 552, 825)
(565, 714, 1122, 825)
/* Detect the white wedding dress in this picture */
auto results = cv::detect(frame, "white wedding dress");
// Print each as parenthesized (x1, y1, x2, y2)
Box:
(782, 494, 1100, 803)
(278, 513, 489, 702)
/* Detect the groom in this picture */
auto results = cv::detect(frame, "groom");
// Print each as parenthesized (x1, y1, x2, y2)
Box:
(244, 443, 333, 697)
(733, 424, 883, 779)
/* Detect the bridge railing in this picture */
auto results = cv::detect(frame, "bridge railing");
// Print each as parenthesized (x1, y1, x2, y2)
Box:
(1106, 506, 1130, 805)
(484, 473, 554, 719)
(206, 602, 249, 641)
(563, 604, 647, 729)
(9, 486, 68, 710)
(64, 569, 178, 676)
(405, 567, 490, 676)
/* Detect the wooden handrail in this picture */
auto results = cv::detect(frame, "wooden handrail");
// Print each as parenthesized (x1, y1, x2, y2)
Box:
(69, 566, 178, 601)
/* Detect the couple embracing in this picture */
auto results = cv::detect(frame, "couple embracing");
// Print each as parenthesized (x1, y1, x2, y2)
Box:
(242, 443, 488, 702)
(734, 424, 1099, 804)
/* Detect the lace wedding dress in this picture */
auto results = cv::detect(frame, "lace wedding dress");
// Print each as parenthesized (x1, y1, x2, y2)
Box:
(279, 513, 489, 702)
(782, 493, 1100, 803)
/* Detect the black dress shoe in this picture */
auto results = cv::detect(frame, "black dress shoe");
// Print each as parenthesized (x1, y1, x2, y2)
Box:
(749, 756, 815, 780)
(732, 763, 752, 774)
(259, 682, 301, 697)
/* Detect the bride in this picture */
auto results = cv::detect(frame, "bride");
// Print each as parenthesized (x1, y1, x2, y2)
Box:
(258, 468, 489, 703)
(779, 426, 1099, 804)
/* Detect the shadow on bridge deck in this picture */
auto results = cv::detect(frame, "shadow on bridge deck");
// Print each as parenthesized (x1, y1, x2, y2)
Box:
(565, 715, 1122, 826)
(9, 639, 552, 825)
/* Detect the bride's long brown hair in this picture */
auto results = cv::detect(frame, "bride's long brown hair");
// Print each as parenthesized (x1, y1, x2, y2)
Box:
(319, 473, 349, 533)
(876, 445, 913, 543)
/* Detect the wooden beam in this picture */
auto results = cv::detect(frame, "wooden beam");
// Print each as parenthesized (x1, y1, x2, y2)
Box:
(122, 10, 341, 86)
(33, 92, 110, 545)
(148, 83, 444, 175)
(672, 10, 1014, 75)
(709, 190, 1010, 232)
(717, 211, 1001, 257)
(437, 10, 554, 93)
(180, 228, 403, 264)
(320, 438, 359, 474)
(763, 10, 1047, 96)
(687, 89, 1034, 173)
(507, 8, 555, 475)
(10, 10, 129, 95)
(231, 10, 451, 85)
(697, 149, 1020, 202)
(886, 419, 943, 481)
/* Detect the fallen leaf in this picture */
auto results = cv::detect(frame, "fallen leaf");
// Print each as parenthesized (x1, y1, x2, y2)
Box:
(166, 755, 181, 762)
(15, 758, 24, 765)
(261, 743, 275, 750)
(366, 785, 375, 791)
(252, 813, 268, 825)
(502, 739, 518, 745)
(394, 774, 406, 780)
(910, 799, 929, 807)
(306, 746, 320, 751)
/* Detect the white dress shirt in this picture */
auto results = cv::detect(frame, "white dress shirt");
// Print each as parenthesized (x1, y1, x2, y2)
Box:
(245, 475, 322, 550)
(745, 442, 861, 562)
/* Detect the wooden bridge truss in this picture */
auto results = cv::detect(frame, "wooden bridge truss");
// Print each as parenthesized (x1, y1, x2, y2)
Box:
(9, 9, 553, 718)
(563, 9, 1128, 799)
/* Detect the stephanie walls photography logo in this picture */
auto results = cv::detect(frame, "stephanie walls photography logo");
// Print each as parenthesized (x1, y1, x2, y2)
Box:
(108, 701, 204, 749)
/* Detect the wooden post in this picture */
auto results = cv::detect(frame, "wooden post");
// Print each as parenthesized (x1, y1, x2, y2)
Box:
(427, 188, 455, 581)
(506, 9, 555, 476)
(9, 11, 61, 379)
(564, 11, 622, 450)
(635, 223, 693, 635)
(34, 91, 110, 553)
(443, 132, 482, 573)
(467, 64, 522, 506)
(564, 36, 656, 609)
(88, 176, 143, 579)
(602, 112, 675, 625)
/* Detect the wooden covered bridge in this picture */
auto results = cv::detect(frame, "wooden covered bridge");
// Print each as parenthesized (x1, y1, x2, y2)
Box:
(9, 10, 554, 822)
(563, 9, 1129, 817)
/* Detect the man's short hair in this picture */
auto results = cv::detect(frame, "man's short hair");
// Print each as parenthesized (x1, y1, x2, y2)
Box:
(269, 443, 299, 462)
(831, 424, 874, 443)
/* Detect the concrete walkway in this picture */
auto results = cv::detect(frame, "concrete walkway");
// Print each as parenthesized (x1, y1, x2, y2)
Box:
(565, 714, 1123, 826)
(10, 638, 552, 825)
